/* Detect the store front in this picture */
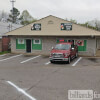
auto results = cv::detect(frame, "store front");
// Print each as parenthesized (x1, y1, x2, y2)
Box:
(16, 38, 42, 53)
(6, 15, 100, 56)
(57, 39, 87, 52)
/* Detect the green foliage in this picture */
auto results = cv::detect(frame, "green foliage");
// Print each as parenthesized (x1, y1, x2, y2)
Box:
(0, 51, 11, 55)
(66, 18, 100, 31)
(19, 10, 36, 25)
(79, 22, 97, 30)
(70, 19, 77, 24)
(21, 19, 37, 25)
(8, 7, 20, 23)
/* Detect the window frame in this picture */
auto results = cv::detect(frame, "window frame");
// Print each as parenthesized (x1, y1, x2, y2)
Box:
(18, 38, 25, 44)
(33, 39, 41, 44)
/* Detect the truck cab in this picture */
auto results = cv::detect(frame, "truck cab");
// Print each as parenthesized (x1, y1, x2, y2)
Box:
(50, 42, 78, 64)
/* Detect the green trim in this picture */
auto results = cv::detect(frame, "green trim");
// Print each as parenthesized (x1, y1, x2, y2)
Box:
(16, 39, 26, 49)
(32, 39, 42, 50)
(78, 40, 87, 51)
(57, 39, 59, 43)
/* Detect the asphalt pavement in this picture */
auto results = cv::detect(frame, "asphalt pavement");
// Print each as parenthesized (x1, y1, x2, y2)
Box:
(0, 54, 100, 100)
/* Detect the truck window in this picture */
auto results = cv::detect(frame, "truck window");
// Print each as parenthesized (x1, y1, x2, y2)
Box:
(55, 44, 70, 50)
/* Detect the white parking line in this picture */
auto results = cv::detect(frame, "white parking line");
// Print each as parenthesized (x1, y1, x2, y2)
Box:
(72, 57, 82, 66)
(45, 61, 50, 65)
(0, 54, 22, 62)
(20, 55, 41, 64)
(0, 54, 8, 57)
(7, 81, 36, 100)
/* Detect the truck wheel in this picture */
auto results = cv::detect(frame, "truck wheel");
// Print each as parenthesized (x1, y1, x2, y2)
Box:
(50, 60, 54, 63)
(67, 57, 70, 64)
(75, 52, 78, 58)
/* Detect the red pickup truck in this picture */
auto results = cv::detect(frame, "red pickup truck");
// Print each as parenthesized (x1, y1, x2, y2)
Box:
(50, 42, 78, 64)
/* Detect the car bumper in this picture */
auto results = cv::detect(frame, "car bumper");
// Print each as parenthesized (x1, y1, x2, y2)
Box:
(50, 57, 68, 61)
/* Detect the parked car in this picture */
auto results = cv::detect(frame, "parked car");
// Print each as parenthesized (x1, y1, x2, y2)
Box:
(50, 42, 78, 64)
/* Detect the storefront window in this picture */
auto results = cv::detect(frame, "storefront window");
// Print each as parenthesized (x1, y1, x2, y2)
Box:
(56, 39, 87, 51)
(68, 40, 74, 45)
(32, 39, 42, 50)
(34, 39, 41, 44)
(18, 38, 24, 44)
(75, 40, 84, 46)
(16, 39, 25, 49)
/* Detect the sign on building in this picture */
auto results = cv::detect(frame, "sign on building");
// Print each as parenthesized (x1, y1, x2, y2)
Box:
(75, 40, 84, 46)
(31, 24, 41, 30)
(61, 23, 72, 30)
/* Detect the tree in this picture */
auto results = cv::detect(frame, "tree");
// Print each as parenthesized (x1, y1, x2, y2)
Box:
(8, 7, 20, 23)
(94, 19, 100, 31)
(84, 19, 100, 31)
(19, 10, 36, 25)
(70, 19, 77, 24)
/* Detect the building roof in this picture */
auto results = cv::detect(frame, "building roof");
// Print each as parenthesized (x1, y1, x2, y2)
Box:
(0, 21, 23, 36)
(6, 15, 100, 36)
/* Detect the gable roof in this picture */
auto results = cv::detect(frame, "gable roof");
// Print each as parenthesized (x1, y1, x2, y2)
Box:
(0, 21, 23, 36)
(6, 15, 100, 36)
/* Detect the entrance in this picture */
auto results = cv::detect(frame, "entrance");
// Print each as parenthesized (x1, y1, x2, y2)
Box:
(26, 39, 31, 53)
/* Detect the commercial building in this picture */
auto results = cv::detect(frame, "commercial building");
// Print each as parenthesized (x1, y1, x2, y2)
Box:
(6, 15, 100, 56)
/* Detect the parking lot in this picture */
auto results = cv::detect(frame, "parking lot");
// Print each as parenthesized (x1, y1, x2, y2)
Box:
(0, 53, 100, 100)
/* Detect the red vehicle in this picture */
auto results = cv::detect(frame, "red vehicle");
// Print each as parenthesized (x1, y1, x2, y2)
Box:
(50, 42, 78, 64)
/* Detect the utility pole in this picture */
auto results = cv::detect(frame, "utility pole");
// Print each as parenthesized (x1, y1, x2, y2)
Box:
(10, 0, 16, 23)
(7, 23, 12, 32)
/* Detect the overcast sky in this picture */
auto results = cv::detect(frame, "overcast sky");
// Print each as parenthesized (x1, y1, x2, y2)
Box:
(0, 0, 100, 23)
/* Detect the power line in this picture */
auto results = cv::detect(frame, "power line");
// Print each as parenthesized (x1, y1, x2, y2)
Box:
(10, 0, 16, 23)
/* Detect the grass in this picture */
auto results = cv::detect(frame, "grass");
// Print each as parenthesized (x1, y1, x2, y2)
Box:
(0, 51, 11, 55)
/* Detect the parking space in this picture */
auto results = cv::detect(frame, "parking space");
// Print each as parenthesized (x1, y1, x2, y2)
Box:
(0, 53, 79, 67)
(0, 53, 100, 100)
(75, 57, 100, 67)
(0, 53, 18, 60)
(1, 53, 100, 67)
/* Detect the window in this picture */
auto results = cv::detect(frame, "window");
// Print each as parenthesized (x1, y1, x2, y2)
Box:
(55, 44, 70, 50)
(75, 40, 84, 46)
(18, 38, 24, 44)
(68, 40, 74, 45)
(34, 39, 41, 44)
(16, 39, 25, 49)
(75, 40, 87, 51)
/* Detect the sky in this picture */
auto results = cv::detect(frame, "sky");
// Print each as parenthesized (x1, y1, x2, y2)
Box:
(0, 0, 100, 23)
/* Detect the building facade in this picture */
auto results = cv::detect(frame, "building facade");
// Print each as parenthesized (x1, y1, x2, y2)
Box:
(6, 15, 100, 56)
